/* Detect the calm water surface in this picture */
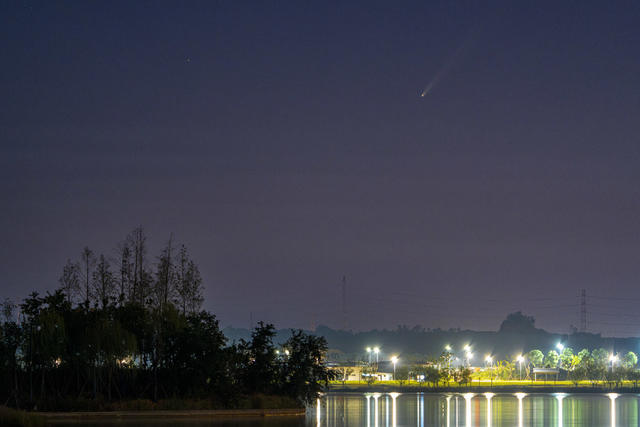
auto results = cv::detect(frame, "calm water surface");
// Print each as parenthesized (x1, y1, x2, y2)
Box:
(53, 392, 640, 426)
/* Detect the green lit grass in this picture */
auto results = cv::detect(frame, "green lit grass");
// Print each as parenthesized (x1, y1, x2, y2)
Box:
(330, 379, 639, 389)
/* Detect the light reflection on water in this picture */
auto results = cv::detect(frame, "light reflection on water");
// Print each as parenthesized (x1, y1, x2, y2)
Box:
(49, 392, 640, 427)
(314, 392, 639, 427)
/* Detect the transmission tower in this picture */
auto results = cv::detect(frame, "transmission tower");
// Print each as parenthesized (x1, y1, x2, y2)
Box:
(579, 289, 587, 332)
(341, 276, 347, 331)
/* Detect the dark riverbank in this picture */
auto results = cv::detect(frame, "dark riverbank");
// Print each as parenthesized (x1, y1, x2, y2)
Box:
(0, 406, 45, 427)
(38, 408, 305, 423)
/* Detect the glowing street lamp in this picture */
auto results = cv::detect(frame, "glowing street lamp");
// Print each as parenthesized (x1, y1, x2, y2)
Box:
(517, 355, 525, 380)
(445, 345, 452, 352)
(466, 352, 473, 367)
(391, 356, 398, 380)
(485, 355, 494, 385)
(609, 354, 619, 371)
(374, 347, 380, 365)
(556, 343, 564, 368)
(366, 347, 372, 364)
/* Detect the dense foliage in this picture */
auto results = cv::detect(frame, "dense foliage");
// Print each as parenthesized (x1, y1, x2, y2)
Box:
(0, 228, 333, 410)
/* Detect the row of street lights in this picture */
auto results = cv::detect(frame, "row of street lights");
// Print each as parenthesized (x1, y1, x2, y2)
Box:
(367, 342, 622, 382)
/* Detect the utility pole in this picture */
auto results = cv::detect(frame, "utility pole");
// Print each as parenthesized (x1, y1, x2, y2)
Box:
(580, 289, 587, 333)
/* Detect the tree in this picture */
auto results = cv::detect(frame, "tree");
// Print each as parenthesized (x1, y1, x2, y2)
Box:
(622, 352, 638, 369)
(544, 350, 559, 368)
(0, 299, 21, 406)
(591, 348, 609, 369)
(240, 322, 280, 395)
(438, 351, 453, 384)
(117, 242, 133, 305)
(568, 363, 587, 385)
(527, 349, 544, 368)
(577, 348, 590, 362)
(453, 367, 471, 385)
(423, 365, 441, 387)
(559, 347, 574, 370)
(154, 236, 176, 310)
(494, 360, 515, 380)
(499, 312, 537, 333)
(59, 260, 80, 304)
(126, 227, 152, 306)
(281, 330, 335, 403)
(173, 245, 204, 315)
(92, 254, 115, 309)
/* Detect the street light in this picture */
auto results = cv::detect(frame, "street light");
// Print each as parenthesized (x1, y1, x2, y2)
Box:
(374, 347, 380, 365)
(609, 354, 618, 371)
(466, 352, 473, 367)
(555, 343, 565, 368)
(517, 355, 525, 380)
(366, 347, 372, 364)
(485, 355, 494, 385)
(391, 356, 398, 380)
(445, 345, 452, 352)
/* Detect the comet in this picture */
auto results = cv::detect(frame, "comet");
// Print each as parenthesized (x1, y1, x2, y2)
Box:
(420, 34, 474, 97)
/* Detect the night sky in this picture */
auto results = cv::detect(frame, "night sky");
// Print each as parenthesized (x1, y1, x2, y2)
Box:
(2, 1, 640, 336)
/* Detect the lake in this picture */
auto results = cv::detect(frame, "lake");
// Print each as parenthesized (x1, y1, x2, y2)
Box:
(51, 392, 640, 426)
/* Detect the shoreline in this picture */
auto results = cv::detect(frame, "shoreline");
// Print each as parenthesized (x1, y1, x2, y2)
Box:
(329, 384, 640, 394)
(37, 408, 306, 422)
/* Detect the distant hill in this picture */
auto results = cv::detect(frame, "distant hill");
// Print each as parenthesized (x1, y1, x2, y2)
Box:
(226, 312, 640, 363)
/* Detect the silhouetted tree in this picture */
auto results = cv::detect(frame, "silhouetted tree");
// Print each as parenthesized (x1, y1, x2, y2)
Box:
(281, 330, 334, 403)
(93, 255, 115, 309)
(59, 260, 80, 305)
(174, 245, 203, 315)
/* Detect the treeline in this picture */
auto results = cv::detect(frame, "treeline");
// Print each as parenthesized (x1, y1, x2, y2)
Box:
(523, 347, 639, 384)
(316, 312, 640, 363)
(0, 228, 333, 410)
(382, 348, 639, 387)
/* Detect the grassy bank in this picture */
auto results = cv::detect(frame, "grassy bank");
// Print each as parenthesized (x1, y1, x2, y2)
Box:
(330, 380, 640, 393)
(0, 406, 45, 427)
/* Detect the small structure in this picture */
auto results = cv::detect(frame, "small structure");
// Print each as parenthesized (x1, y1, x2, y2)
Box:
(532, 367, 560, 381)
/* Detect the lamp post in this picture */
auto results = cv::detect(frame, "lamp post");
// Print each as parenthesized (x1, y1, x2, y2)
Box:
(374, 347, 380, 365)
(466, 352, 473, 368)
(556, 343, 564, 368)
(391, 356, 398, 380)
(517, 355, 524, 380)
(609, 354, 618, 372)
(366, 347, 372, 364)
(485, 355, 494, 386)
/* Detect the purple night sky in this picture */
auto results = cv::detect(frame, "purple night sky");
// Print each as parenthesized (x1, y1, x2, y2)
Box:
(2, 1, 640, 336)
